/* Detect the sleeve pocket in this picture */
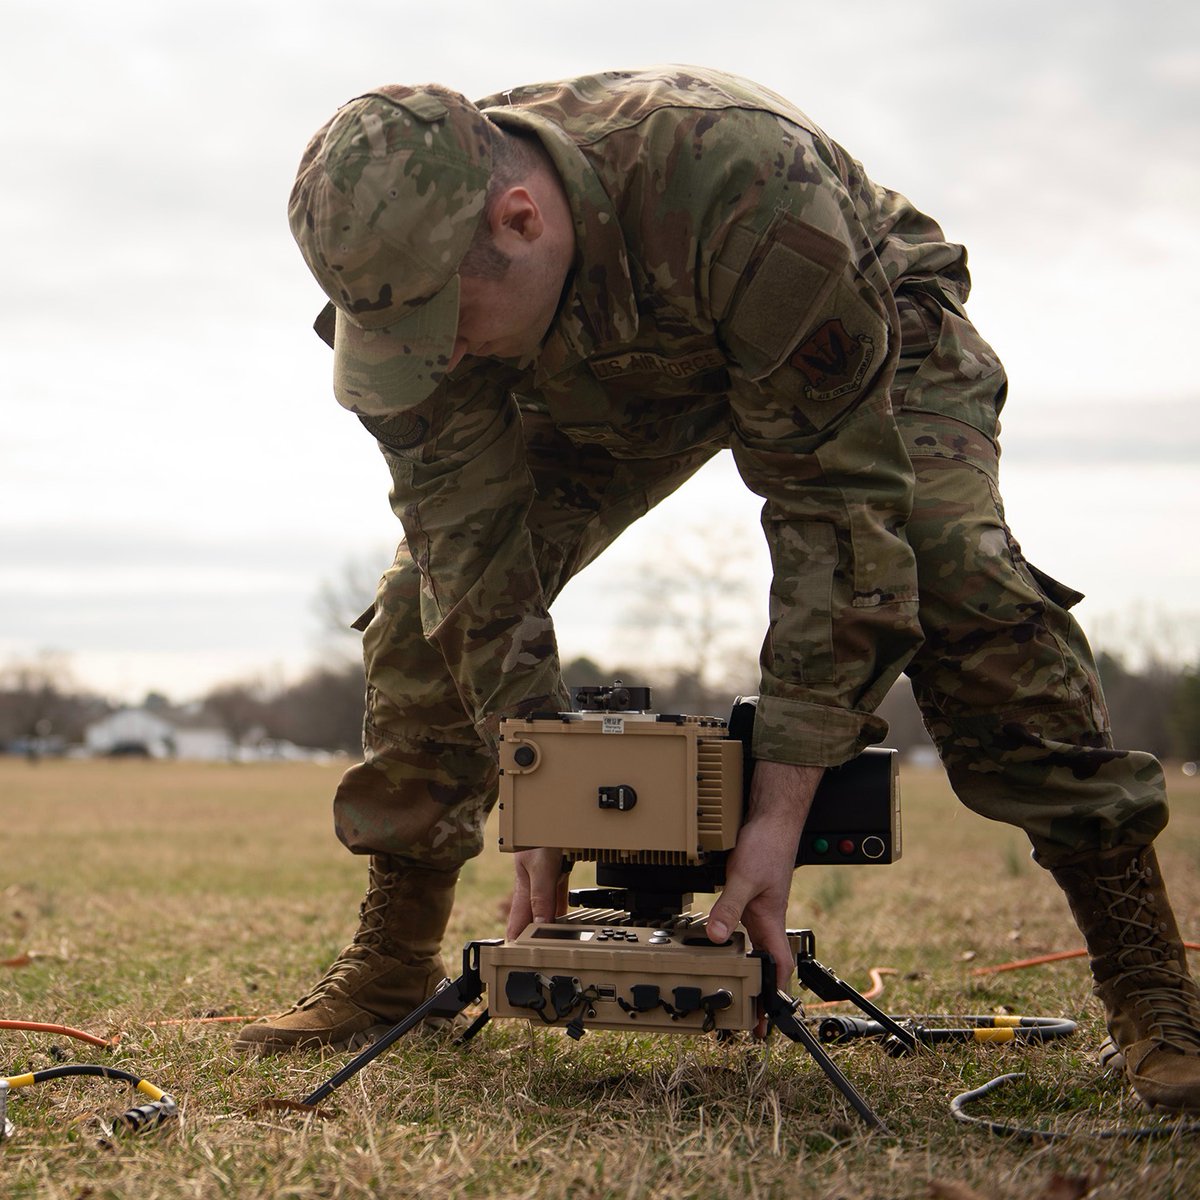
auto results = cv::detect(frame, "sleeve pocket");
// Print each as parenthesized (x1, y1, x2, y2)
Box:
(719, 213, 889, 434)
(764, 518, 838, 683)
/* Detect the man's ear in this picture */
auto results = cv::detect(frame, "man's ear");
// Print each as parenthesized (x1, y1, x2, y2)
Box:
(492, 186, 544, 243)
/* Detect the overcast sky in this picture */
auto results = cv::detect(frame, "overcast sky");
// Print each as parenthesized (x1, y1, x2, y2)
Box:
(2, 0, 1198, 702)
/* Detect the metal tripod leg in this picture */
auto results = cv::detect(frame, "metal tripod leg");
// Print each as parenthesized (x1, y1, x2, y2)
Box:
(761, 984, 890, 1132)
(301, 940, 500, 1107)
(790, 929, 917, 1053)
(457, 1008, 492, 1045)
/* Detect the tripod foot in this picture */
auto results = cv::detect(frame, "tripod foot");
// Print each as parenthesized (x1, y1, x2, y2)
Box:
(300, 941, 499, 1107)
(763, 988, 891, 1133)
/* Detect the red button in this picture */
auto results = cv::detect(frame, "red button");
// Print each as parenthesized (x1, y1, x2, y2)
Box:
(838, 838, 856, 855)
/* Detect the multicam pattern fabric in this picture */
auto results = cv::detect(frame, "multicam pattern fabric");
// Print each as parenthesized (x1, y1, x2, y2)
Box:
(306, 66, 1167, 869)
(290, 85, 493, 414)
(888, 294, 1167, 861)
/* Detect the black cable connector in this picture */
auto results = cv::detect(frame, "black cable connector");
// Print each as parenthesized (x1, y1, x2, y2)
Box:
(1, 1064, 178, 1143)
(113, 1096, 179, 1134)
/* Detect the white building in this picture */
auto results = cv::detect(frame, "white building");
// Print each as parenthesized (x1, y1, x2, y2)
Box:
(83, 707, 235, 760)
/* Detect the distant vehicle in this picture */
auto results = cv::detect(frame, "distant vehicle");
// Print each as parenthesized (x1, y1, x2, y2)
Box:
(105, 740, 153, 758)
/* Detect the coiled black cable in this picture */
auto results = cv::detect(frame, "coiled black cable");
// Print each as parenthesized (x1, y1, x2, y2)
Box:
(951, 1072, 1200, 1141)
(1, 1064, 177, 1141)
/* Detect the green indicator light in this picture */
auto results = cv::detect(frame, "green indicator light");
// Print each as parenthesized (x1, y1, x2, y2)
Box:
(812, 837, 830, 854)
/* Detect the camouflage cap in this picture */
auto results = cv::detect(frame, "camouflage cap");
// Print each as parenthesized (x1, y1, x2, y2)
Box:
(289, 84, 494, 414)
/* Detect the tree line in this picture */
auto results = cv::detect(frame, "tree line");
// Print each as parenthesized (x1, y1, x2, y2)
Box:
(2, 648, 1199, 763)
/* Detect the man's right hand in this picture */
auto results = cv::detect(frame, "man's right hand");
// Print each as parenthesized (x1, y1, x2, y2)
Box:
(506, 846, 570, 939)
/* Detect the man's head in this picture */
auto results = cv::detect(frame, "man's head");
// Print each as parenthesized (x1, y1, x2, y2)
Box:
(290, 85, 574, 415)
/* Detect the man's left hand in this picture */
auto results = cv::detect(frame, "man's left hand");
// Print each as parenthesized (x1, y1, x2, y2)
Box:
(705, 760, 823, 998)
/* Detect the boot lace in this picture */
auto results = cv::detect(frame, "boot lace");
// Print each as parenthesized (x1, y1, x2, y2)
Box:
(1098, 859, 1200, 1054)
(292, 863, 403, 1009)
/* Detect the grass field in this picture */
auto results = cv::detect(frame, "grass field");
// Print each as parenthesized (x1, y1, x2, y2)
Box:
(2, 757, 1198, 1199)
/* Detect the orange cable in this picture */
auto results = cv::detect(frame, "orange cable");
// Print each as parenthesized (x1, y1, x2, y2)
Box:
(0, 1019, 118, 1048)
(804, 966, 896, 1010)
(972, 942, 1200, 976)
(146, 1016, 256, 1026)
(971, 949, 1087, 975)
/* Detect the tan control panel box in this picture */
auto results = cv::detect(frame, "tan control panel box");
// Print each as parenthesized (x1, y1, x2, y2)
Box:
(479, 919, 764, 1033)
(497, 714, 741, 865)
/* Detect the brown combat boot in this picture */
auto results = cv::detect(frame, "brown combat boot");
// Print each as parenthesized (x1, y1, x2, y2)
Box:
(233, 856, 458, 1055)
(1051, 844, 1200, 1112)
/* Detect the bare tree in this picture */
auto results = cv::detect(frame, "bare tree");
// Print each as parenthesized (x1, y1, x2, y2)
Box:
(312, 550, 393, 663)
(203, 679, 273, 745)
(616, 520, 762, 695)
(0, 651, 104, 747)
(270, 665, 365, 753)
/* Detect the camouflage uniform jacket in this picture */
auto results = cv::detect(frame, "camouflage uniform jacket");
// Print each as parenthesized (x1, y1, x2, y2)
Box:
(354, 66, 974, 768)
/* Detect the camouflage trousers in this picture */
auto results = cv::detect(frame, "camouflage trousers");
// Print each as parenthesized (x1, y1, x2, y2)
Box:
(333, 292, 1168, 873)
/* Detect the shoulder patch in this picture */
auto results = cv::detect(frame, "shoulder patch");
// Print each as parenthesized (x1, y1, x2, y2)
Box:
(719, 213, 853, 381)
(721, 214, 892, 433)
(790, 318, 875, 402)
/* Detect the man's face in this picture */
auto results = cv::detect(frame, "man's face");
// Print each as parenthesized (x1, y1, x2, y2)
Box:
(447, 257, 566, 373)
(445, 180, 575, 374)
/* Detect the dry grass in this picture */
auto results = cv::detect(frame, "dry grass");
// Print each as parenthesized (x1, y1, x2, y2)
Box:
(2, 757, 1199, 1199)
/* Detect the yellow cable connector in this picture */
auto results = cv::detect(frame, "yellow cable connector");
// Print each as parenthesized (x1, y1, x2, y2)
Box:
(973, 1027, 1017, 1043)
